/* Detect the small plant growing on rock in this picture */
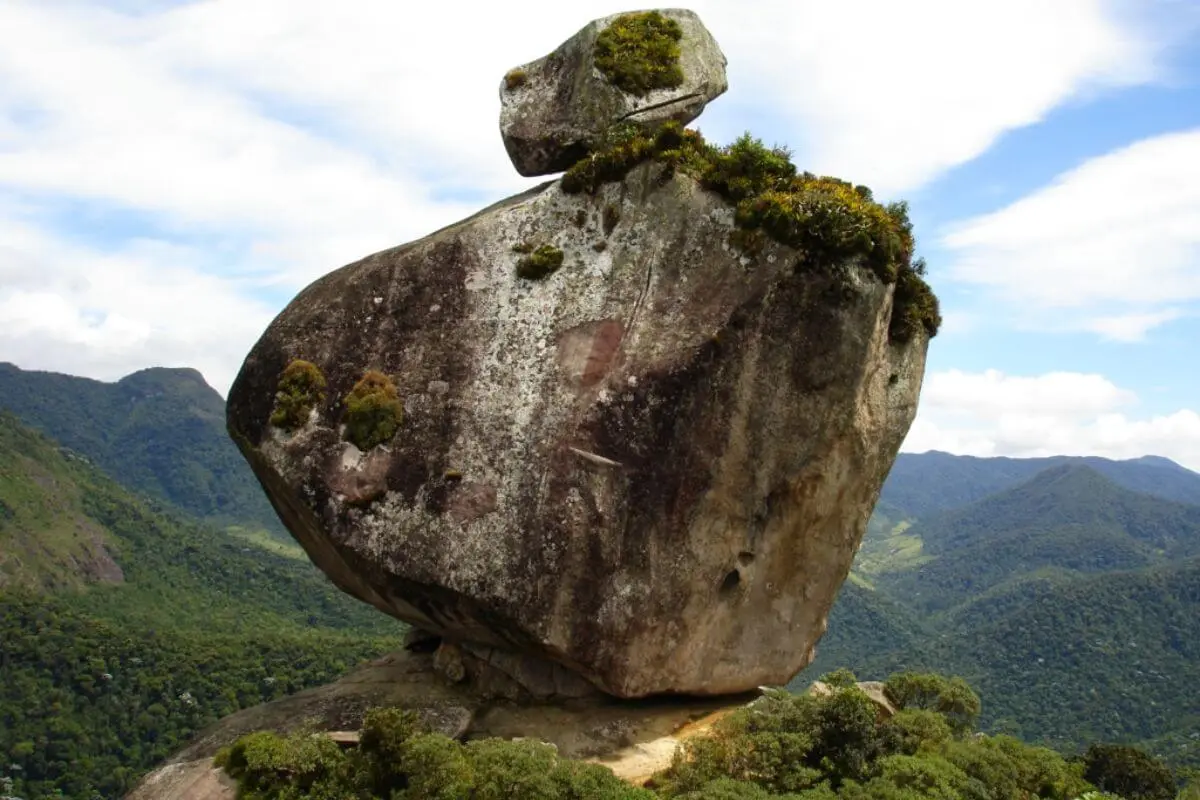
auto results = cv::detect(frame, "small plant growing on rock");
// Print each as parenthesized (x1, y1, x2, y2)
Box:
(503, 67, 528, 91)
(594, 11, 685, 96)
(343, 369, 404, 451)
(269, 359, 326, 431)
(516, 244, 564, 280)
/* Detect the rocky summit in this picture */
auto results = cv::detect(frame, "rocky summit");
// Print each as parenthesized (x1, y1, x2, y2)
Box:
(227, 8, 933, 701)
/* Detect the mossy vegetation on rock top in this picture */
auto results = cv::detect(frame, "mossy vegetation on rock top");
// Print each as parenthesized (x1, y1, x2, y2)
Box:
(594, 11, 685, 96)
(561, 122, 941, 342)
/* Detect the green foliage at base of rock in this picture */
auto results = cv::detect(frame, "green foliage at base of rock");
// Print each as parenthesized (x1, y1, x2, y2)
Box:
(560, 123, 940, 342)
(269, 359, 327, 431)
(219, 706, 654, 799)
(212, 671, 1192, 800)
(343, 370, 404, 451)
(594, 11, 685, 96)
(652, 674, 1099, 800)
(516, 244, 566, 280)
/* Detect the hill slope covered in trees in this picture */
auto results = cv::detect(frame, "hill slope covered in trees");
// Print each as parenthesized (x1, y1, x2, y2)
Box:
(0, 413, 402, 798)
(0, 362, 281, 534)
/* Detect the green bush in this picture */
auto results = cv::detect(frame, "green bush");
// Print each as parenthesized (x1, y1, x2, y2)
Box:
(1082, 744, 1178, 800)
(516, 244, 565, 280)
(342, 370, 403, 451)
(884, 672, 980, 735)
(214, 674, 1135, 800)
(269, 359, 327, 431)
(594, 11, 684, 96)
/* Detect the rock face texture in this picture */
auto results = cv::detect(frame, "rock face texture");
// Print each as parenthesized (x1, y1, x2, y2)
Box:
(499, 8, 728, 176)
(226, 8, 930, 701)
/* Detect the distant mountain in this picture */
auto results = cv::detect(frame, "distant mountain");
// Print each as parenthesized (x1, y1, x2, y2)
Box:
(796, 458, 1200, 769)
(878, 464, 1200, 613)
(882, 450, 1200, 518)
(0, 412, 400, 797)
(0, 362, 281, 534)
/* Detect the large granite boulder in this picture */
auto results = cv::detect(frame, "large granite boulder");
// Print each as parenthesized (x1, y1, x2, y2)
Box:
(226, 155, 928, 697)
(499, 8, 728, 176)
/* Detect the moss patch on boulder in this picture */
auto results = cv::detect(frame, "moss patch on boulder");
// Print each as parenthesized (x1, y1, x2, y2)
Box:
(516, 245, 565, 281)
(594, 11, 685, 96)
(269, 359, 326, 431)
(343, 370, 404, 451)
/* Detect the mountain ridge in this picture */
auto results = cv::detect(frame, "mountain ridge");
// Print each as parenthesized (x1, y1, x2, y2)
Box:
(0, 362, 281, 534)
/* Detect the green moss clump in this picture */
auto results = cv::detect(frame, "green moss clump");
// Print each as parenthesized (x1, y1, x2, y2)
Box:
(594, 12, 684, 97)
(343, 370, 403, 451)
(269, 359, 326, 431)
(561, 123, 940, 341)
(516, 244, 565, 280)
(504, 68, 528, 91)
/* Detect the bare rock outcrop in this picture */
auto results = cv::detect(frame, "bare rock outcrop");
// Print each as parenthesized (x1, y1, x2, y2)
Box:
(499, 8, 728, 176)
(225, 8, 932, 701)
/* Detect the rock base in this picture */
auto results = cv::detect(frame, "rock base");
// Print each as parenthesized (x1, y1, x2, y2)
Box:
(126, 647, 757, 799)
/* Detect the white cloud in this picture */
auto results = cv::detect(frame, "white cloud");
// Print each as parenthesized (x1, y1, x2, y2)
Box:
(0, 216, 272, 394)
(741, 0, 1161, 195)
(905, 369, 1200, 472)
(0, 0, 1180, 395)
(943, 129, 1200, 336)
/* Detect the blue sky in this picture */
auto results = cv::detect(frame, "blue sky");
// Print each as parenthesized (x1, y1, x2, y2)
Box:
(1, 0, 1199, 468)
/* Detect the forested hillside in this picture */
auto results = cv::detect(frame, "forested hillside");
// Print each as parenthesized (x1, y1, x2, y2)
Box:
(0, 413, 402, 798)
(0, 362, 281, 533)
(799, 453, 1200, 772)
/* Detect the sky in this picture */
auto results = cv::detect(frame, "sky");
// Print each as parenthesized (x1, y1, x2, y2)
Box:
(1, 0, 1199, 470)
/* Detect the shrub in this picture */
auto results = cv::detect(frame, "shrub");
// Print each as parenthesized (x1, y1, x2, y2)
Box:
(594, 11, 684, 96)
(1082, 744, 1177, 800)
(343, 370, 403, 451)
(217, 729, 350, 799)
(516, 244, 565, 280)
(269, 359, 326, 431)
(884, 672, 980, 735)
(879, 709, 953, 756)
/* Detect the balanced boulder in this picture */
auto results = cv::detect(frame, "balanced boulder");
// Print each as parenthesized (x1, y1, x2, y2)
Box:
(227, 9, 935, 700)
(499, 8, 728, 176)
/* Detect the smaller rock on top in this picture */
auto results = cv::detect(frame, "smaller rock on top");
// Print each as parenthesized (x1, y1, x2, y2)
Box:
(499, 8, 728, 177)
